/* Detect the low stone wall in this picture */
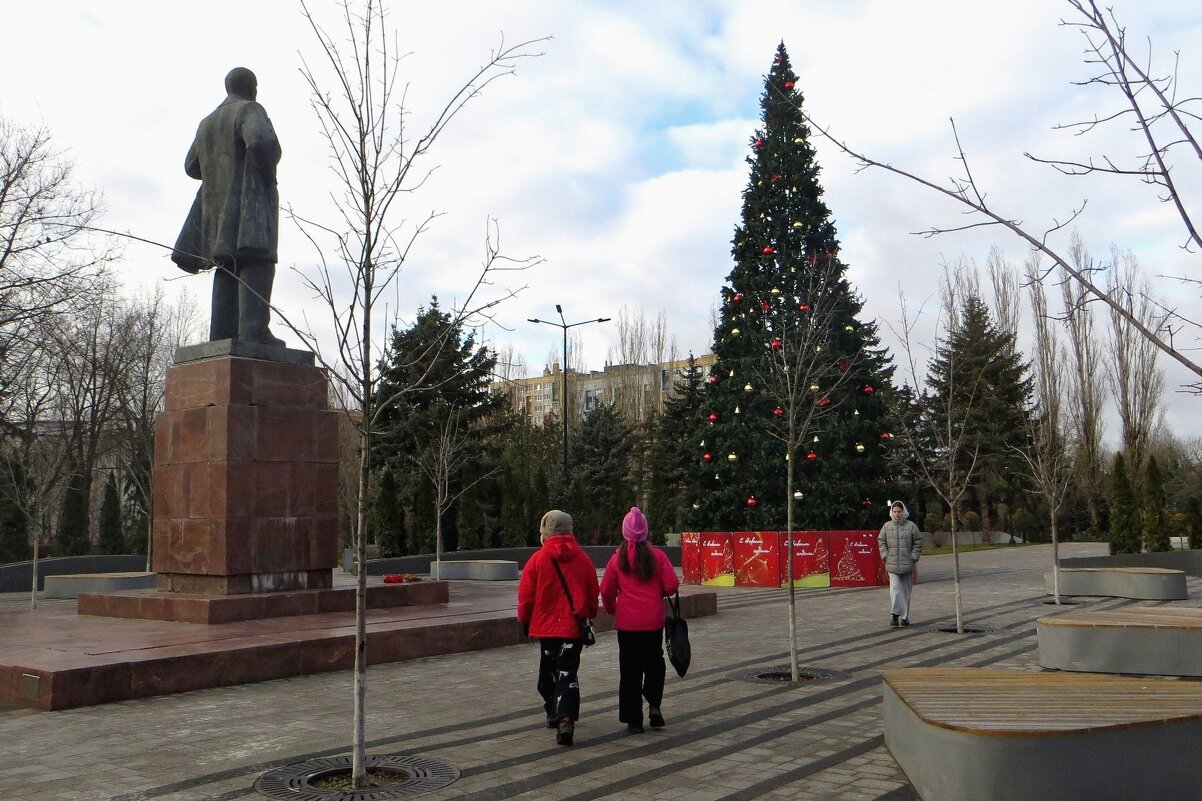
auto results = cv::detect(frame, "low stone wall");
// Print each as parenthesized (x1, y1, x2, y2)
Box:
(366, 545, 682, 576)
(1060, 550, 1202, 578)
(0, 555, 148, 593)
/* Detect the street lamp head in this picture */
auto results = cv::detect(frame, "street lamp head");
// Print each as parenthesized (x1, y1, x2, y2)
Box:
(597, 317, 611, 323)
(555, 304, 563, 314)
(527, 318, 541, 324)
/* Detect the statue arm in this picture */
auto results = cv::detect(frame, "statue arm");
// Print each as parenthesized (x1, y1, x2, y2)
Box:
(239, 102, 281, 172)
(184, 139, 202, 180)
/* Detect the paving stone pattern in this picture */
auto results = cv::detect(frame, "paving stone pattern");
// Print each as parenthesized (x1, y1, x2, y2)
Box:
(4, 542, 1199, 801)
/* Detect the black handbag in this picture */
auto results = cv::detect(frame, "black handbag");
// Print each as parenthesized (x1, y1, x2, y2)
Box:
(551, 559, 596, 647)
(664, 591, 691, 677)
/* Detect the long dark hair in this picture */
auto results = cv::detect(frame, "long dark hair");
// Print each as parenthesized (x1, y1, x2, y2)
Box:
(618, 540, 655, 581)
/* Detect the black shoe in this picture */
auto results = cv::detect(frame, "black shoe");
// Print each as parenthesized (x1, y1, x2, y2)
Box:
(626, 723, 645, 734)
(648, 707, 665, 728)
(890, 615, 899, 627)
(556, 718, 574, 746)
(901, 618, 910, 627)
(546, 717, 558, 729)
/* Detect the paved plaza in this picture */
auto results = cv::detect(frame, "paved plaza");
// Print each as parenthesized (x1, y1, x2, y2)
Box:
(4, 541, 1199, 801)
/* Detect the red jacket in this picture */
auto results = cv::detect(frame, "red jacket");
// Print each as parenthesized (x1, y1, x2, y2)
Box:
(600, 544, 680, 631)
(517, 534, 600, 639)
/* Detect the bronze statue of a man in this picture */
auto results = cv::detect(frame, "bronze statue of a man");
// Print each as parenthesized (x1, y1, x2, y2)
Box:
(172, 67, 284, 346)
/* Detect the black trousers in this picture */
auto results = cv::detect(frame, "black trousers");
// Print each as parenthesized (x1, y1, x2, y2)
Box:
(537, 638, 583, 723)
(617, 629, 666, 726)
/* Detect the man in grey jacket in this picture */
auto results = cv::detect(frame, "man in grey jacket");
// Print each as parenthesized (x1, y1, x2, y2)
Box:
(878, 500, 921, 627)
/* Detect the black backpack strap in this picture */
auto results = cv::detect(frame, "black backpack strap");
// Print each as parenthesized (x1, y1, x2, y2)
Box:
(551, 559, 578, 617)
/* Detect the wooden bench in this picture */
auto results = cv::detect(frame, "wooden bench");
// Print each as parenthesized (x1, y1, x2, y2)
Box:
(1037, 606, 1202, 677)
(432, 560, 519, 581)
(884, 668, 1202, 801)
(1045, 566, 1186, 600)
(43, 572, 156, 600)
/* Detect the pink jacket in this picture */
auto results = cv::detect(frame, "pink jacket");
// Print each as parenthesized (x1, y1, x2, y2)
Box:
(600, 545, 680, 632)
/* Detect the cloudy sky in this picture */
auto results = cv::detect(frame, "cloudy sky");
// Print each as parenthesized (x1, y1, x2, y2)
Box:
(4, 1, 1201, 437)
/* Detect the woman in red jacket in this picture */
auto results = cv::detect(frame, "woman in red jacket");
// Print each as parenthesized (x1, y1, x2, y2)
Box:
(600, 506, 680, 734)
(517, 509, 600, 747)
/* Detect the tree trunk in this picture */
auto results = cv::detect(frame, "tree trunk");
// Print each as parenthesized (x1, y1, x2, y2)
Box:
(352, 429, 369, 787)
(950, 507, 963, 634)
(1051, 511, 1061, 605)
(786, 442, 798, 683)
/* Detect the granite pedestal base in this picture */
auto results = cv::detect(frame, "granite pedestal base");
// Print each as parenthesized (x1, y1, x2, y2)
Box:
(152, 353, 341, 595)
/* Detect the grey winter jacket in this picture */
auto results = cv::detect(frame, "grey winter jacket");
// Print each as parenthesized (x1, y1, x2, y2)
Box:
(878, 519, 922, 575)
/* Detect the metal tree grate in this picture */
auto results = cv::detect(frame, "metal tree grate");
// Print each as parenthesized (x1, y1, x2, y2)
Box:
(731, 665, 852, 685)
(254, 754, 459, 801)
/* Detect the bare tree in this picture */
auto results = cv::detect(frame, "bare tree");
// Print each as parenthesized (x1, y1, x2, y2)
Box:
(801, 1, 1202, 387)
(756, 256, 860, 681)
(1017, 254, 1076, 604)
(1060, 233, 1108, 539)
(888, 270, 987, 634)
(412, 404, 500, 578)
(290, 1, 544, 787)
(1106, 247, 1164, 477)
(985, 247, 1020, 356)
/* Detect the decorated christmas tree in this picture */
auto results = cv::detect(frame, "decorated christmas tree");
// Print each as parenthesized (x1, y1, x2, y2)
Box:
(684, 43, 897, 532)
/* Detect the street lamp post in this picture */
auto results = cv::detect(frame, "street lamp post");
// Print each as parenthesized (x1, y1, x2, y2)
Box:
(528, 305, 610, 482)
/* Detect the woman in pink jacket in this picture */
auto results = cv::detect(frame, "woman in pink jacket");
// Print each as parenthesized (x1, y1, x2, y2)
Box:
(600, 506, 680, 734)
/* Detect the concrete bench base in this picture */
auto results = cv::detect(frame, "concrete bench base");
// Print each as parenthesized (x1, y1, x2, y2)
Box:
(432, 560, 519, 581)
(884, 668, 1202, 801)
(1038, 607, 1202, 677)
(1045, 566, 1186, 600)
(44, 572, 156, 600)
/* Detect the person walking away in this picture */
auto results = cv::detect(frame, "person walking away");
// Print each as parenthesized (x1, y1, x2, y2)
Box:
(878, 500, 922, 627)
(600, 506, 680, 734)
(517, 510, 600, 746)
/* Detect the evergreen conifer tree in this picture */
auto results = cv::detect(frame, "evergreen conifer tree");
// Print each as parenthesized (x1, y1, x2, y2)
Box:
(97, 472, 124, 555)
(373, 466, 406, 557)
(648, 356, 707, 539)
(1141, 455, 1169, 551)
(1187, 496, 1202, 550)
(373, 298, 503, 553)
(686, 43, 896, 530)
(567, 401, 634, 543)
(1108, 453, 1140, 554)
(56, 468, 91, 556)
(0, 458, 29, 564)
(925, 293, 1032, 525)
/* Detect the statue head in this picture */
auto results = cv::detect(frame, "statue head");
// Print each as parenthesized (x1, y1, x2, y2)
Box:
(224, 67, 258, 101)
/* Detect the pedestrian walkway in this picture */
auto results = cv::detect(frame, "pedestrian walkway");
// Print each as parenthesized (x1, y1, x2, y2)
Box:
(3, 542, 1197, 801)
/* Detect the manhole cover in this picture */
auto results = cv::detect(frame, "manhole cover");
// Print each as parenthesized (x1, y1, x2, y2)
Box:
(732, 665, 851, 685)
(255, 754, 459, 800)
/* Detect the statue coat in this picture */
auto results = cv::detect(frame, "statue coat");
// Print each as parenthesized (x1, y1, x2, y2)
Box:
(172, 96, 281, 272)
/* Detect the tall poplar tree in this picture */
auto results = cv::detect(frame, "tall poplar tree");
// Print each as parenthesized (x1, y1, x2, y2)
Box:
(685, 43, 896, 531)
(648, 356, 707, 539)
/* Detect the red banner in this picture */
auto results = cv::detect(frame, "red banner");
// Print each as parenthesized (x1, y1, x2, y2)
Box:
(699, 532, 735, 586)
(829, 530, 887, 587)
(680, 532, 701, 585)
(779, 531, 831, 587)
(733, 531, 780, 587)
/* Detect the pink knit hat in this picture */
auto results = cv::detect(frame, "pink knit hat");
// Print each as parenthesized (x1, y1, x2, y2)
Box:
(622, 507, 648, 542)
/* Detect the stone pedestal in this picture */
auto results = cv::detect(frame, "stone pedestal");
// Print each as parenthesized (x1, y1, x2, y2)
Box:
(151, 353, 340, 595)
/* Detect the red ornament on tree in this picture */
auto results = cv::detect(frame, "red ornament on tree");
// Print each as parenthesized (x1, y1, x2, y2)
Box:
(732, 292, 743, 303)
(863, 385, 875, 395)
(702, 453, 713, 462)
(773, 407, 784, 417)
(784, 80, 795, 90)
(806, 451, 818, 461)
(753, 138, 764, 149)
(770, 338, 782, 350)
(819, 396, 831, 407)
(759, 300, 771, 312)
(708, 374, 718, 384)
(861, 498, 872, 507)
(708, 412, 719, 423)
(838, 359, 850, 373)
(798, 303, 810, 312)
(880, 431, 892, 440)
(770, 173, 781, 183)
(746, 496, 758, 507)
(762, 245, 775, 255)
